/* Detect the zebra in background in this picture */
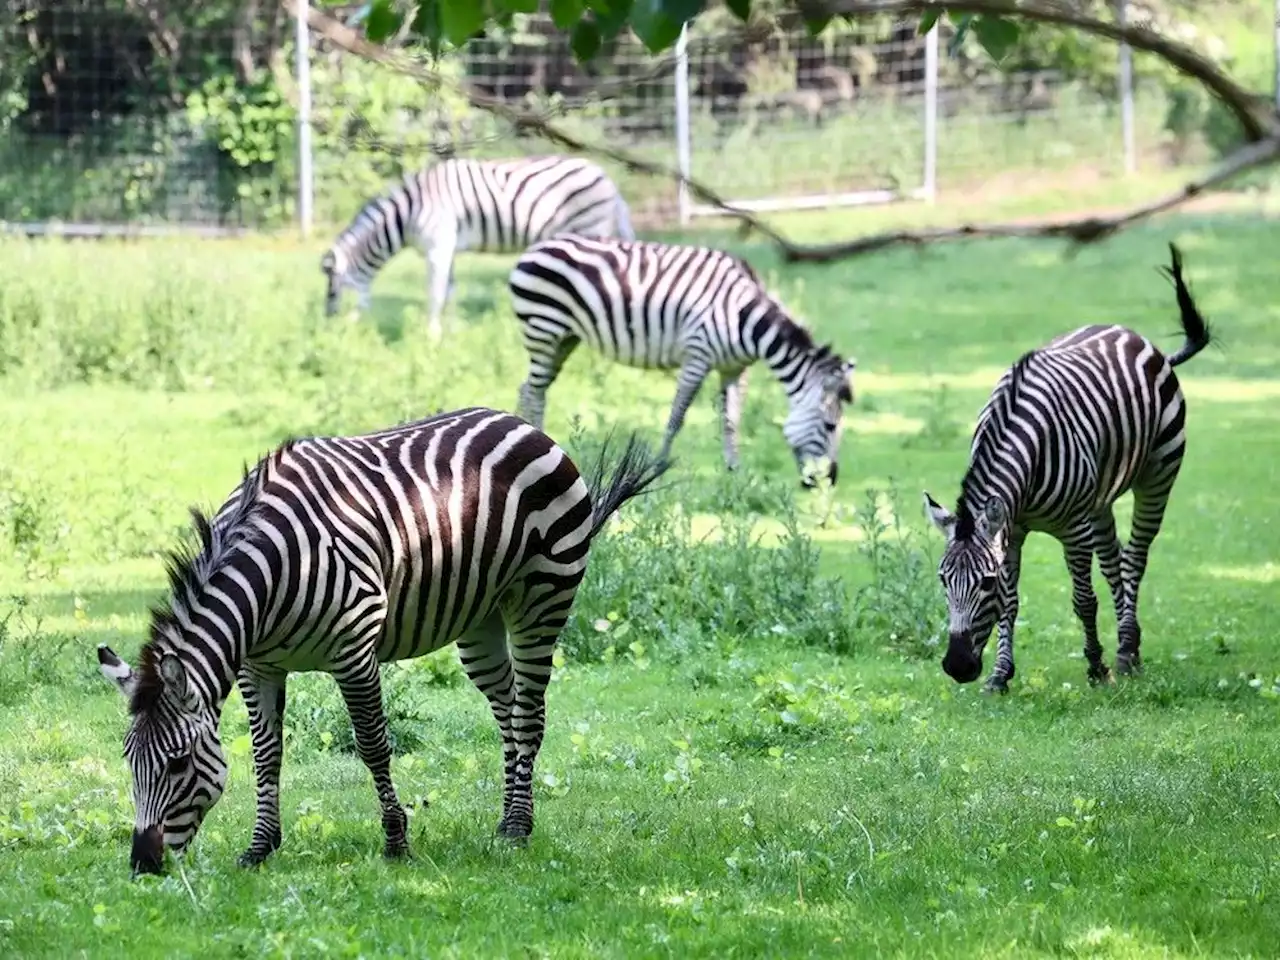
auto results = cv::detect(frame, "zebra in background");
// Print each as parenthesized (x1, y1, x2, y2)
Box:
(96, 407, 669, 874)
(320, 155, 635, 338)
(508, 235, 856, 487)
(923, 243, 1212, 694)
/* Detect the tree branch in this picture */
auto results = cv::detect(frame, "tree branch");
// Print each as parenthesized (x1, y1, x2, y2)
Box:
(288, 0, 1279, 263)
(783, 134, 1280, 262)
(803, 0, 1276, 141)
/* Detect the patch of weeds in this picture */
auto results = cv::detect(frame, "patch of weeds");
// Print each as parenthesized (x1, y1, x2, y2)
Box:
(902, 385, 963, 451)
(282, 649, 464, 756)
(560, 454, 855, 662)
(849, 483, 946, 660)
(0, 595, 78, 704)
(0, 468, 70, 581)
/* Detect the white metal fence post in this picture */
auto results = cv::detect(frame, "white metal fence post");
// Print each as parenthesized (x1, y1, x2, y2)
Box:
(674, 25, 692, 227)
(1274, 0, 1280, 110)
(296, 0, 315, 238)
(922, 22, 939, 202)
(1117, 0, 1136, 175)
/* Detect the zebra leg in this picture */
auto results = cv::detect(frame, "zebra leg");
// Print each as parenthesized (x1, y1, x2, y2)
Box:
(236, 664, 289, 867)
(517, 335, 580, 431)
(660, 357, 712, 461)
(1062, 528, 1110, 684)
(426, 238, 457, 339)
(984, 529, 1026, 694)
(718, 367, 749, 471)
(455, 611, 519, 833)
(333, 655, 411, 859)
(1117, 481, 1177, 675)
(496, 599, 573, 842)
(1092, 507, 1127, 669)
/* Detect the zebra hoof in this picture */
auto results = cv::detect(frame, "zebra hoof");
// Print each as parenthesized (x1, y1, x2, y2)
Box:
(496, 818, 532, 845)
(382, 842, 412, 861)
(237, 847, 275, 869)
(981, 677, 1010, 696)
(1087, 665, 1114, 686)
(1114, 655, 1143, 677)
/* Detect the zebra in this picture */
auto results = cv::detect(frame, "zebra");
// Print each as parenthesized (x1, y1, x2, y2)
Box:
(923, 243, 1212, 694)
(320, 155, 636, 338)
(508, 234, 856, 487)
(95, 407, 670, 875)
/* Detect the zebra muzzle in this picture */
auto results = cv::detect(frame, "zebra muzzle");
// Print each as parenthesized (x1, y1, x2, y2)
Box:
(130, 825, 165, 876)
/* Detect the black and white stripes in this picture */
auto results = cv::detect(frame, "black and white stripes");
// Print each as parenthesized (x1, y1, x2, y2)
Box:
(321, 155, 635, 337)
(509, 235, 856, 486)
(97, 407, 669, 874)
(923, 244, 1212, 693)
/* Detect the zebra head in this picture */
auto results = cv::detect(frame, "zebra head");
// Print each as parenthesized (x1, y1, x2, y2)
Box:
(97, 644, 227, 876)
(783, 348, 856, 488)
(922, 493, 1011, 684)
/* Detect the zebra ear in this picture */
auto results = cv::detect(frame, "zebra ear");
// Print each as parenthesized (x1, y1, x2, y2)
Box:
(838, 360, 856, 403)
(158, 654, 200, 711)
(923, 492, 956, 541)
(97, 644, 137, 699)
(979, 498, 1009, 541)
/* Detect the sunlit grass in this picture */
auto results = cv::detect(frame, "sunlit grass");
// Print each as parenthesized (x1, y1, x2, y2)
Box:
(0, 209, 1278, 957)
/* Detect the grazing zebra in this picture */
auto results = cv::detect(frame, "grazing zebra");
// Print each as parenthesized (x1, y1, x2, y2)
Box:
(321, 155, 635, 337)
(508, 235, 856, 486)
(923, 243, 1212, 693)
(96, 407, 669, 875)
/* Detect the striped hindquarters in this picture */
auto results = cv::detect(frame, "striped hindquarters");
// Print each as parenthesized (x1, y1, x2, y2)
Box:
(508, 234, 770, 369)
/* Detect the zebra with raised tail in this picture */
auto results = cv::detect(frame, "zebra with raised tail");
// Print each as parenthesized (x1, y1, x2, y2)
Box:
(96, 407, 670, 875)
(923, 243, 1213, 694)
(321, 155, 635, 337)
(508, 235, 856, 487)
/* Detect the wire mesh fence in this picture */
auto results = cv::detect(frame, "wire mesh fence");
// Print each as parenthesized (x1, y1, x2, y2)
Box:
(0, 2, 1262, 236)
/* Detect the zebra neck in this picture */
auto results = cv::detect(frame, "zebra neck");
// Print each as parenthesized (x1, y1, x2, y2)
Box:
(958, 447, 1031, 527)
(167, 549, 274, 708)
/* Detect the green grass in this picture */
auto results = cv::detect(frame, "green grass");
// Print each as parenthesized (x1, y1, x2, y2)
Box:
(1, 198, 1279, 958)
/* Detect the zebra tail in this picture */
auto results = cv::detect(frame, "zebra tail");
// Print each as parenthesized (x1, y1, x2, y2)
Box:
(582, 432, 673, 540)
(1161, 242, 1214, 367)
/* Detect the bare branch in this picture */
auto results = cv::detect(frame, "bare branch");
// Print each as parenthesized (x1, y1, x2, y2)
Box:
(288, 0, 1280, 263)
(802, 0, 1276, 141)
(782, 135, 1280, 262)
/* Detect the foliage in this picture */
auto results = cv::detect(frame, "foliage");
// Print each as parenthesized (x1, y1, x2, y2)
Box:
(557, 454, 856, 662)
(848, 485, 947, 660)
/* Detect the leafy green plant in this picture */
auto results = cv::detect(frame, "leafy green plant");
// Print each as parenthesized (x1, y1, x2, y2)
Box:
(849, 484, 946, 661)
(558, 444, 855, 662)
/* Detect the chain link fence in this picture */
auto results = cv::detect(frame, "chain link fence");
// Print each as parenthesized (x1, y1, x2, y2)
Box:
(0, 2, 1264, 236)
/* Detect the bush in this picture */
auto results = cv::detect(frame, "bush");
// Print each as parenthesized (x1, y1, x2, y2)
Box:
(558, 445, 856, 662)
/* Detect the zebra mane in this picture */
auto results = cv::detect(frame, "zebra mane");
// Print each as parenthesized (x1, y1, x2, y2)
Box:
(954, 350, 1038, 540)
(131, 450, 283, 715)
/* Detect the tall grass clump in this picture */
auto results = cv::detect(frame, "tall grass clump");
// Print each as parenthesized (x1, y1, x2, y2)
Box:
(559, 434, 855, 662)
(848, 483, 947, 661)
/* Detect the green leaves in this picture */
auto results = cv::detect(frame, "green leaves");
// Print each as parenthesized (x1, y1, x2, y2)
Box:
(440, 0, 487, 46)
(570, 18, 602, 60)
(363, 0, 403, 42)
(366, 0, 1023, 66)
(628, 0, 704, 53)
(972, 15, 1019, 63)
(549, 0, 586, 31)
(944, 12, 1021, 63)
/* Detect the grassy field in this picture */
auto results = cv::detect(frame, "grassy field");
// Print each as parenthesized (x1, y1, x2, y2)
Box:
(0, 194, 1278, 958)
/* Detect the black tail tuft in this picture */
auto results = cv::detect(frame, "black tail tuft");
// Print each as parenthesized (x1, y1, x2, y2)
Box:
(582, 432, 674, 539)
(1159, 242, 1213, 367)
